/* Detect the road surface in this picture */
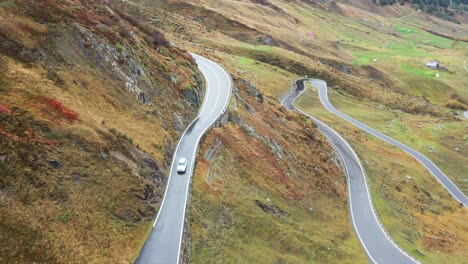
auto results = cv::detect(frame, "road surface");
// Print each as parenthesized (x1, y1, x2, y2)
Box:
(281, 79, 418, 264)
(308, 79, 467, 206)
(135, 53, 232, 264)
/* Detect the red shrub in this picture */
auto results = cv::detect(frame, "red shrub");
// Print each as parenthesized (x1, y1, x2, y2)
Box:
(0, 105, 11, 114)
(42, 97, 79, 122)
(62, 110, 80, 121)
(44, 97, 63, 111)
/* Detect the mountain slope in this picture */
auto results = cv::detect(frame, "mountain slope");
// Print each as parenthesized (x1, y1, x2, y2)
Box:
(0, 0, 202, 262)
(1, 0, 467, 263)
(134, 0, 467, 263)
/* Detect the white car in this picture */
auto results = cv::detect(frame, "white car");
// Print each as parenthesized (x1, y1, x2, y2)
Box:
(177, 158, 188, 174)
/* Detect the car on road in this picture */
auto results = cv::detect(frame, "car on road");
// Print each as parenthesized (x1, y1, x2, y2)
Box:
(177, 158, 187, 173)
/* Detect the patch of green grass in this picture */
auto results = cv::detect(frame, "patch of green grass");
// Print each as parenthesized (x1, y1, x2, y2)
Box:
(392, 25, 456, 50)
(351, 53, 377, 66)
(44, 130, 68, 140)
(351, 41, 430, 66)
(238, 43, 274, 52)
(0, 78, 10, 92)
(122, 134, 133, 144)
(56, 210, 72, 223)
(68, 5, 80, 11)
(394, 26, 415, 34)
(400, 64, 439, 78)
(115, 43, 125, 52)
(349, 23, 462, 66)
(160, 63, 169, 72)
(386, 41, 429, 57)
(109, 127, 118, 135)
(0, 0, 15, 8)
(238, 56, 254, 65)
(219, 53, 297, 98)
(405, 79, 454, 104)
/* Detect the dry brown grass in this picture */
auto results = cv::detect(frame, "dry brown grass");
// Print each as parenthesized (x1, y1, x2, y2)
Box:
(297, 87, 468, 263)
(0, 0, 201, 262)
(189, 50, 367, 262)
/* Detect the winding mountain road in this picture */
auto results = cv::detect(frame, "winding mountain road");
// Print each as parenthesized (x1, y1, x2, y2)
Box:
(135, 53, 464, 263)
(309, 79, 467, 206)
(282, 80, 418, 264)
(135, 54, 232, 264)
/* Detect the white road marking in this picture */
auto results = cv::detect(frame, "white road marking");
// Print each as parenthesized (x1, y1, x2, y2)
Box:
(313, 79, 467, 206)
(288, 87, 419, 264)
(174, 54, 232, 264)
(144, 54, 231, 264)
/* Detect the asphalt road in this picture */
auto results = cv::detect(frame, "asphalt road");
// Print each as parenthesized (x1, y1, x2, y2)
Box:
(309, 79, 467, 206)
(135, 54, 232, 264)
(282, 80, 418, 264)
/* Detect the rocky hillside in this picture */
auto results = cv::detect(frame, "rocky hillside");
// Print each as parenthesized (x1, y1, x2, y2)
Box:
(0, 0, 367, 263)
(1, 0, 467, 263)
(131, 0, 466, 263)
(0, 0, 202, 262)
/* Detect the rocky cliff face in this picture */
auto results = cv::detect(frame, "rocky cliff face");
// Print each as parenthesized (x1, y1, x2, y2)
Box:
(0, 0, 202, 262)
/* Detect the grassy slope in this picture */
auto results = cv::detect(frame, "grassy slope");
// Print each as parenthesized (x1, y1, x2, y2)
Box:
(295, 0, 468, 107)
(326, 90, 468, 194)
(2, 0, 465, 262)
(113, 0, 467, 262)
(193, 0, 461, 118)
(190, 51, 367, 263)
(346, 20, 468, 106)
(297, 86, 467, 264)
(191, 0, 467, 181)
(156, 0, 468, 262)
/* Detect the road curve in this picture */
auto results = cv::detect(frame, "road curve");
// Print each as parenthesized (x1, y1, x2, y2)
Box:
(309, 79, 467, 206)
(135, 54, 232, 264)
(281, 80, 418, 264)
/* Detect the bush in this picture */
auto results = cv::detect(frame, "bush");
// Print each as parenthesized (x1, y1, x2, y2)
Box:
(118, 27, 131, 39)
(56, 210, 72, 223)
(115, 43, 125, 52)
(122, 134, 133, 143)
(42, 97, 80, 122)
(109, 128, 118, 134)
(152, 31, 169, 47)
(62, 110, 80, 121)
(116, 10, 139, 28)
(115, 10, 169, 47)
(108, 128, 133, 143)
(445, 100, 467, 110)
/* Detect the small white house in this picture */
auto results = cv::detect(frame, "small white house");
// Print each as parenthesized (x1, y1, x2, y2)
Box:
(426, 61, 439, 69)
